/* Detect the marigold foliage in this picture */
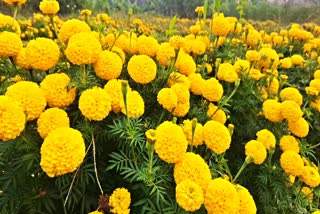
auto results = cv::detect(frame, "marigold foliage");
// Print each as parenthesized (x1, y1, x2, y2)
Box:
(40, 127, 85, 177)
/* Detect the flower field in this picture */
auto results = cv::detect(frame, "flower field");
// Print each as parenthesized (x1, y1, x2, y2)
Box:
(1, 0, 320, 213)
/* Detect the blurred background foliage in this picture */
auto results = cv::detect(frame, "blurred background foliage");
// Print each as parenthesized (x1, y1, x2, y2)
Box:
(1, 0, 320, 24)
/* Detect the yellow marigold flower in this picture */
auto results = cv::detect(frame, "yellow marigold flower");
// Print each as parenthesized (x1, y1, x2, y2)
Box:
(204, 178, 240, 214)
(207, 103, 227, 124)
(137, 35, 159, 57)
(310, 79, 320, 92)
(182, 119, 203, 147)
(175, 49, 196, 76)
(109, 188, 131, 214)
(104, 79, 129, 114)
(0, 96, 26, 141)
(266, 77, 279, 95)
(190, 25, 201, 35)
(79, 87, 112, 121)
(157, 88, 178, 112)
(88, 211, 103, 214)
(234, 59, 251, 75)
(280, 57, 292, 69)
(40, 73, 76, 108)
(145, 129, 156, 144)
(314, 70, 320, 79)
(258, 47, 279, 70)
(174, 152, 211, 192)
(280, 151, 304, 176)
(40, 127, 85, 177)
(262, 99, 284, 122)
(300, 166, 320, 188)
(172, 101, 190, 117)
(217, 62, 238, 83)
(280, 100, 303, 122)
(65, 32, 102, 65)
(248, 68, 264, 80)
(0, 31, 22, 57)
(111, 46, 126, 64)
(37, 108, 69, 139)
(211, 13, 230, 37)
(195, 6, 204, 14)
(169, 35, 185, 50)
(13, 48, 31, 70)
(156, 42, 175, 66)
(313, 211, 320, 214)
(6, 81, 46, 121)
(154, 121, 188, 163)
(203, 120, 231, 154)
(109, 32, 138, 55)
(310, 98, 320, 111)
(58, 19, 91, 43)
(246, 50, 261, 62)
(236, 184, 257, 214)
(273, 35, 283, 45)
(120, 90, 144, 118)
(176, 179, 204, 212)
(39, 0, 60, 15)
(94, 50, 123, 80)
(279, 135, 299, 153)
(167, 72, 190, 89)
(191, 39, 206, 55)
(256, 129, 276, 150)
(279, 87, 303, 106)
(301, 186, 313, 202)
(171, 83, 190, 104)
(291, 54, 304, 66)
(288, 117, 309, 138)
(80, 9, 92, 16)
(201, 78, 223, 102)
(25, 37, 60, 71)
(188, 73, 204, 95)
(0, 13, 21, 35)
(244, 29, 262, 47)
(3, 0, 27, 5)
(245, 140, 267, 165)
(127, 55, 157, 84)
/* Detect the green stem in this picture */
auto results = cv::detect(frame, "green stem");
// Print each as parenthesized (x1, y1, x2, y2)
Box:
(13, 4, 19, 19)
(148, 145, 154, 174)
(81, 64, 86, 84)
(309, 142, 320, 150)
(232, 159, 248, 183)
(221, 155, 233, 181)
(92, 134, 104, 195)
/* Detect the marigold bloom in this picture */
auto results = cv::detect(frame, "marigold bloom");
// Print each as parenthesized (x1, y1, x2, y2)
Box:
(40, 73, 76, 108)
(280, 151, 304, 176)
(257, 47, 279, 70)
(291, 54, 304, 66)
(245, 140, 267, 165)
(256, 129, 276, 150)
(39, 0, 60, 15)
(37, 108, 69, 139)
(175, 49, 196, 76)
(207, 103, 227, 124)
(300, 166, 320, 188)
(191, 39, 206, 55)
(171, 83, 190, 104)
(234, 59, 250, 75)
(217, 62, 238, 83)
(109, 188, 131, 214)
(203, 120, 231, 154)
(244, 29, 262, 48)
(236, 184, 257, 214)
(288, 117, 309, 138)
(172, 101, 190, 117)
(174, 152, 211, 192)
(58, 19, 91, 43)
(40, 127, 85, 177)
(0, 13, 21, 35)
(65, 32, 102, 65)
(157, 88, 178, 112)
(314, 70, 320, 79)
(280, 57, 292, 69)
(5, 81, 46, 121)
(246, 50, 261, 62)
(211, 13, 230, 37)
(137, 35, 159, 57)
(25, 37, 60, 71)
(201, 78, 223, 102)
(176, 179, 204, 211)
(279, 135, 299, 153)
(88, 211, 103, 214)
(280, 100, 303, 122)
(13, 48, 31, 70)
(154, 121, 188, 163)
(3, 0, 27, 5)
(167, 72, 190, 89)
(94, 50, 123, 80)
(279, 87, 303, 106)
(156, 42, 176, 66)
(0, 96, 26, 141)
(188, 73, 205, 96)
(0, 31, 22, 57)
(104, 79, 128, 114)
(182, 120, 203, 147)
(120, 90, 144, 118)
(310, 79, 320, 92)
(204, 178, 240, 214)
(79, 87, 112, 121)
(127, 55, 157, 84)
(262, 99, 284, 123)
